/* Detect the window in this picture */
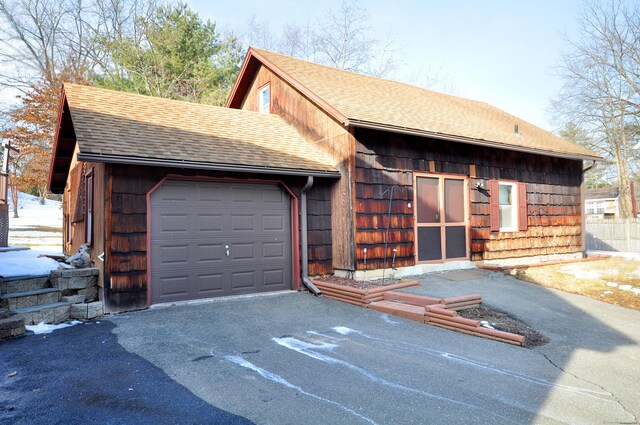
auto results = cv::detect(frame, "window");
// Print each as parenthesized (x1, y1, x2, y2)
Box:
(498, 182, 517, 231)
(586, 200, 605, 214)
(490, 180, 527, 232)
(258, 84, 270, 114)
(85, 170, 94, 245)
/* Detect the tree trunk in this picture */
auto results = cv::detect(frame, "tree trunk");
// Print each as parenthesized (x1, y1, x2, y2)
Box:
(615, 153, 634, 218)
(9, 182, 19, 219)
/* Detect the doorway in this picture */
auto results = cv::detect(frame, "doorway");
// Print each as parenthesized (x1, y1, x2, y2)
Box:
(414, 174, 469, 262)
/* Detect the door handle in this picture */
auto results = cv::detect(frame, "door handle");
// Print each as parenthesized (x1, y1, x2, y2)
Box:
(225, 245, 230, 256)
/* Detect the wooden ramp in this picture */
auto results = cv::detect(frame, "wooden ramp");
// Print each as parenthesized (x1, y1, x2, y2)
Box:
(369, 292, 525, 346)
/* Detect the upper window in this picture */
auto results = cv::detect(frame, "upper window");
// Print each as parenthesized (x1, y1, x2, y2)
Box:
(490, 180, 527, 232)
(498, 182, 517, 231)
(586, 200, 605, 214)
(258, 84, 270, 114)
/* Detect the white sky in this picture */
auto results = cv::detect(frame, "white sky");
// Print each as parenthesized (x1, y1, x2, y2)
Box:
(189, 0, 591, 132)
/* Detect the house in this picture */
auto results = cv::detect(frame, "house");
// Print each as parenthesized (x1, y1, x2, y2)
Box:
(584, 185, 637, 219)
(48, 48, 600, 313)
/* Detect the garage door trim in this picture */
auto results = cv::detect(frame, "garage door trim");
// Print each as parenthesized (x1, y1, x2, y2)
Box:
(146, 175, 300, 306)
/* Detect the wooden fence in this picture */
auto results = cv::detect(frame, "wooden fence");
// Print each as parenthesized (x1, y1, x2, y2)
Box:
(585, 219, 640, 253)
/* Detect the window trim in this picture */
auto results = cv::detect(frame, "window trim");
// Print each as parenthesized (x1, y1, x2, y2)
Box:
(489, 180, 527, 233)
(66, 187, 72, 244)
(258, 83, 270, 114)
(498, 181, 518, 232)
(85, 169, 94, 246)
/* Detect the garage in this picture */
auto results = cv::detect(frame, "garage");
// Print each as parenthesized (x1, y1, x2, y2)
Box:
(149, 179, 293, 304)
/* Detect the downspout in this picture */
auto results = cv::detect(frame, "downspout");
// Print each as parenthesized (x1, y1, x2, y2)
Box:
(300, 176, 321, 296)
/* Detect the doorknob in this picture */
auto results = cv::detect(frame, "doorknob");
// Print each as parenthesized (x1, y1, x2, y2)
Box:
(225, 245, 230, 256)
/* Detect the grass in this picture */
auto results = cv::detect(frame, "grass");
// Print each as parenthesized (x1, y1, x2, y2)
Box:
(10, 225, 62, 233)
(512, 257, 640, 311)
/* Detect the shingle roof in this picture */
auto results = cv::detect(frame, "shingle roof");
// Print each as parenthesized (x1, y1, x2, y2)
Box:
(62, 83, 338, 176)
(240, 48, 600, 161)
(585, 186, 620, 200)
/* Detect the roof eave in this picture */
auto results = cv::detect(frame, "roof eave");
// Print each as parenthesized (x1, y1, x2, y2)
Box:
(47, 85, 69, 193)
(347, 119, 603, 162)
(76, 152, 341, 179)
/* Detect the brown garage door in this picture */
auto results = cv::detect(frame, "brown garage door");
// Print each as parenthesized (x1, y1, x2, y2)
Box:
(149, 180, 292, 304)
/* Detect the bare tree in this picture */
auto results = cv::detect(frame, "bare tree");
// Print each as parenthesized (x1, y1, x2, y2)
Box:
(0, 0, 71, 88)
(0, 0, 160, 92)
(553, 0, 640, 217)
(242, 0, 398, 78)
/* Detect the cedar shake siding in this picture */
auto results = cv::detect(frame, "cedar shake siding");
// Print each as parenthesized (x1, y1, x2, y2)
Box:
(353, 127, 583, 269)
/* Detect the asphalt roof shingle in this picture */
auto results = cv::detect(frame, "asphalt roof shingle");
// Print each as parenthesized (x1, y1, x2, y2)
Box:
(250, 48, 600, 161)
(63, 83, 338, 175)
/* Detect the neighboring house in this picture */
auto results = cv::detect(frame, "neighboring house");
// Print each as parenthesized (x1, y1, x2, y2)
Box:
(49, 48, 600, 313)
(584, 185, 637, 219)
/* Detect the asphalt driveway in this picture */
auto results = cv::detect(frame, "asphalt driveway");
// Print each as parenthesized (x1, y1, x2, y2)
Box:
(1, 270, 639, 424)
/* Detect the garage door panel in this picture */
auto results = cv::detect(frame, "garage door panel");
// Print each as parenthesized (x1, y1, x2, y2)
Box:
(231, 271, 256, 289)
(196, 183, 223, 202)
(196, 273, 224, 293)
(231, 243, 255, 260)
(261, 187, 286, 203)
(262, 215, 285, 231)
(158, 244, 190, 265)
(157, 182, 191, 202)
(231, 215, 255, 231)
(196, 214, 223, 232)
(263, 242, 284, 258)
(158, 213, 190, 233)
(196, 244, 224, 264)
(157, 275, 190, 297)
(263, 269, 285, 287)
(150, 180, 292, 304)
(231, 186, 257, 202)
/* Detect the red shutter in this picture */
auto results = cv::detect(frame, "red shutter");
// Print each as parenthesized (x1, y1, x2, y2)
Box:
(489, 180, 500, 232)
(518, 182, 528, 232)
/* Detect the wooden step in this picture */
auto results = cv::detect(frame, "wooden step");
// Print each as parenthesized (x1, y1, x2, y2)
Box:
(368, 301, 425, 322)
(383, 291, 440, 306)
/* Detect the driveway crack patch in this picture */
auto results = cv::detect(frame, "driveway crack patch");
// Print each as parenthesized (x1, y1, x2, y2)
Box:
(540, 352, 638, 424)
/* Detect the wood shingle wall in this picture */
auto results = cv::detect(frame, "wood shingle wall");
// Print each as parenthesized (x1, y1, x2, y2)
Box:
(354, 128, 583, 269)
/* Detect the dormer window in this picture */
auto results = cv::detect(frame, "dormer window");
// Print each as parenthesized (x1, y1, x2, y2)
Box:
(258, 84, 270, 114)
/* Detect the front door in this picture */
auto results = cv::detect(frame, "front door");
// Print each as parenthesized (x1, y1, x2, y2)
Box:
(414, 174, 469, 262)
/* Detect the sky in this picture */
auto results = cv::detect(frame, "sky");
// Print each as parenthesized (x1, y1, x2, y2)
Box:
(189, 0, 589, 132)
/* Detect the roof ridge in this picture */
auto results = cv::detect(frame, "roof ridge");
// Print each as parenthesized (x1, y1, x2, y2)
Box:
(63, 82, 287, 122)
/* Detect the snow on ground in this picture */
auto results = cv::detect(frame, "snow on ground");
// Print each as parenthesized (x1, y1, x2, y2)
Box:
(0, 192, 66, 277)
(586, 250, 640, 261)
(0, 249, 70, 278)
(7, 192, 63, 253)
(558, 264, 601, 280)
(25, 320, 82, 334)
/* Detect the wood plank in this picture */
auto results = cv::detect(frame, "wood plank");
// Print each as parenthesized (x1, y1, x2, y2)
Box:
(383, 291, 440, 306)
(368, 301, 425, 322)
